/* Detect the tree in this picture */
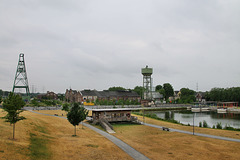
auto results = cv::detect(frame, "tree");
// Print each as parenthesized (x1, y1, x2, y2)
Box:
(31, 98, 40, 107)
(62, 103, 70, 112)
(180, 88, 196, 103)
(58, 94, 65, 101)
(155, 85, 163, 91)
(163, 83, 174, 100)
(2, 93, 26, 139)
(158, 88, 165, 100)
(133, 86, 145, 98)
(0, 96, 2, 104)
(67, 103, 89, 136)
(108, 86, 126, 91)
(206, 87, 240, 104)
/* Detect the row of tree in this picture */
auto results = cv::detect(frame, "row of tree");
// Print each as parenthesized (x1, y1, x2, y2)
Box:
(205, 87, 240, 103)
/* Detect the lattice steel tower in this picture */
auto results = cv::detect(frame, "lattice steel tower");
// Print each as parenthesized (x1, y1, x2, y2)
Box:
(142, 65, 153, 100)
(12, 53, 30, 95)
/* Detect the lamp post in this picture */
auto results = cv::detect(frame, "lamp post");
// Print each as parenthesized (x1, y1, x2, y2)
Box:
(193, 113, 195, 135)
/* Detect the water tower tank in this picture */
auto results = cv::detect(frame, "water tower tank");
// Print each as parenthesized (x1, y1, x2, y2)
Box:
(141, 65, 153, 76)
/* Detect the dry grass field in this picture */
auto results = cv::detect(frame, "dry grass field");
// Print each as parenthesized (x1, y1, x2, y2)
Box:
(133, 114, 240, 139)
(35, 110, 240, 160)
(1, 108, 240, 160)
(0, 109, 132, 160)
(113, 123, 240, 160)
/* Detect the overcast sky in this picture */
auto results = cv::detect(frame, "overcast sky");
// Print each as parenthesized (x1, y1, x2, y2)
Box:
(1, 0, 240, 93)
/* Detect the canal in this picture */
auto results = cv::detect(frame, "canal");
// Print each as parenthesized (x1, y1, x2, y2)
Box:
(146, 110, 240, 129)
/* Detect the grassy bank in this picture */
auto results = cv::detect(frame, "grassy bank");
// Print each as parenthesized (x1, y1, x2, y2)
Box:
(2, 109, 240, 160)
(133, 112, 181, 124)
(29, 133, 50, 159)
(132, 113, 240, 140)
(0, 109, 132, 160)
(133, 112, 240, 132)
(29, 122, 52, 160)
(112, 122, 240, 160)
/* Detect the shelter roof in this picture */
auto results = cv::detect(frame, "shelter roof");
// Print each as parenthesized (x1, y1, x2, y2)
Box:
(91, 108, 140, 112)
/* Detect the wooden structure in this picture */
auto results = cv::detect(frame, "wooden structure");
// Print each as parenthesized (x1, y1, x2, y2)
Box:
(91, 108, 138, 123)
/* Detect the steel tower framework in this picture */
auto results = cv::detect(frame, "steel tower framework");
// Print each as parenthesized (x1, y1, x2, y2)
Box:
(142, 65, 153, 100)
(12, 53, 30, 95)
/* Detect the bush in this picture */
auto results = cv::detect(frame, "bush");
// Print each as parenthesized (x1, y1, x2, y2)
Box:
(216, 122, 222, 129)
(224, 124, 234, 130)
(199, 122, 202, 127)
(212, 125, 216, 129)
(203, 120, 208, 128)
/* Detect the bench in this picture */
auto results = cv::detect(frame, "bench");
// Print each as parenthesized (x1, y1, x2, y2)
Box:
(162, 127, 170, 131)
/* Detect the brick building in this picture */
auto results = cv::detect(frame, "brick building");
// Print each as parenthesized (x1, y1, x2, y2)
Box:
(65, 89, 140, 103)
(65, 89, 82, 103)
(37, 91, 58, 100)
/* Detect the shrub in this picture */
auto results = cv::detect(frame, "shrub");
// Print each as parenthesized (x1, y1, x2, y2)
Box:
(199, 122, 202, 127)
(203, 120, 208, 128)
(212, 125, 215, 129)
(216, 122, 222, 129)
(224, 124, 234, 130)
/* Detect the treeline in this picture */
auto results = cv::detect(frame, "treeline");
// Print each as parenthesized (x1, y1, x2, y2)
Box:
(205, 87, 240, 103)
(0, 89, 11, 97)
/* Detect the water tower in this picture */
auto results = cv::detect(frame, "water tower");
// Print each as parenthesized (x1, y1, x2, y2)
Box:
(141, 65, 153, 100)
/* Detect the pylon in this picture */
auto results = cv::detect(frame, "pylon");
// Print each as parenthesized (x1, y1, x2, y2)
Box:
(12, 53, 30, 95)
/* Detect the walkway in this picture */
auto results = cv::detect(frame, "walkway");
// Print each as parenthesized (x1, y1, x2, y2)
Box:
(101, 122, 116, 133)
(29, 110, 149, 160)
(144, 123, 240, 143)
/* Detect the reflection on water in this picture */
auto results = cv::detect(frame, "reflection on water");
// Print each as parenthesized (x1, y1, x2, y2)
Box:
(164, 111, 175, 120)
(146, 110, 240, 128)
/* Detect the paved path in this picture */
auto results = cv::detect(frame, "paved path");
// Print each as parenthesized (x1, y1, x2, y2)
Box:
(102, 122, 116, 133)
(144, 123, 240, 143)
(29, 110, 150, 160)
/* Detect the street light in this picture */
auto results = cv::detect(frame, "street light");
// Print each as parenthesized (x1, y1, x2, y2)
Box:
(193, 113, 195, 135)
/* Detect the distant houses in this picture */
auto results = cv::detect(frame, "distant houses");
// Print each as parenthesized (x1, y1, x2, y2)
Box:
(65, 89, 141, 104)
(37, 91, 58, 100)
(169, 91, 181, 102)
(195, 92, 206, 103)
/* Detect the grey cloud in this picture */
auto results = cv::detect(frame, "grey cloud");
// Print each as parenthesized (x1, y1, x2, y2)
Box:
(1, 0, 240, 93)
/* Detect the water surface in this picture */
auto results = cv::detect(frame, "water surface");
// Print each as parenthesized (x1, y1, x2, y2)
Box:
(146, 110, 240, 129)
